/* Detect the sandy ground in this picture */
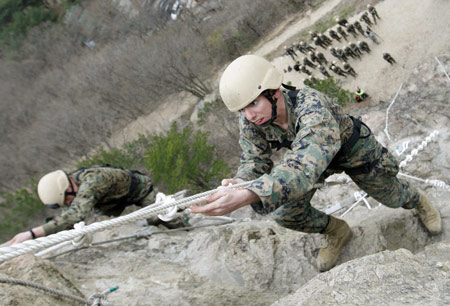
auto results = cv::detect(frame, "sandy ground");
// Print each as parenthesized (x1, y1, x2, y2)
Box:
(256, 0, 450, 106)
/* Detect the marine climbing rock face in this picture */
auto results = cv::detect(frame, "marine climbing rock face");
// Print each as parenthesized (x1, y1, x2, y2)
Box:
(219, 55, 282, 112)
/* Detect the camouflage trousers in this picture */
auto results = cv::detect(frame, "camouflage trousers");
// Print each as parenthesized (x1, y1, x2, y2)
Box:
(268, 125, 420, 234)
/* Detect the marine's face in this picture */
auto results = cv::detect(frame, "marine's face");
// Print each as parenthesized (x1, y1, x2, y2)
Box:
(63, 185, 76, 206)
(240, 94, 272, 126)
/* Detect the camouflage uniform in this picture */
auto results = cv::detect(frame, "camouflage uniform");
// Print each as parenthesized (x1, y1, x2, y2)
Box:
(235, 87, 419, 233)
(42, 166, 155, 235)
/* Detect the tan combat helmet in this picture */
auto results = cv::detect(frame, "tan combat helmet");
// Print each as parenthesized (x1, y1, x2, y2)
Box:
(37, 170, 69, 208)
(219, 54, 282, 112)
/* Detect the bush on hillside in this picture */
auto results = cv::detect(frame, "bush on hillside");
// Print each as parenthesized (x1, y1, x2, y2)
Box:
(76, 135, 152, 171)
(145, 122, 230, 194)
(0, 180, 42, 241)
(0, 0, 78, 55)
(308, 77, 353, 106)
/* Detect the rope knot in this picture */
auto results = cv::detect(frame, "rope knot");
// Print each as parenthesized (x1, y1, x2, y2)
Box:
(72, 222, 93, 247)
(156, 193, 178, 222)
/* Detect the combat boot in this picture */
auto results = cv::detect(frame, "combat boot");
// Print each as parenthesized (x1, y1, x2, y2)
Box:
(416, 191, 442, 235)
(316, 216, 352, 272)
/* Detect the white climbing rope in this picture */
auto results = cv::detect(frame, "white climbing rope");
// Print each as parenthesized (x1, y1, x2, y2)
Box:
(384, 82, 403, 141)
(398, 172, 450, 191)
(340, 191, 369, 217)
(0, 181, 253, 264)
(435, 56, 450, 84)
(35, 222, 93, 257)
(399, 130, 439, 168)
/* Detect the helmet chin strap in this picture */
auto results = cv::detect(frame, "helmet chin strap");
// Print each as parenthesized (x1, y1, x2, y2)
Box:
(259, 90, 277, 127)
(65, 179, 77, 198)
(257, 84, 296, 127)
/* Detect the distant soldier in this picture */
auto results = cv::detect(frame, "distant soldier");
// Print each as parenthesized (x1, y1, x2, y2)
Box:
(328, 29, 341, 42)
(300, 64, 312, 76)
(316, 51, 328, 65)
(342, 61, 356, 77)
(383, 52, 396, 65)
(287, 65, 293, 72)
(337, 26, 348, 41)
(345, 23, 358, 38)
(303, 56, 317, 69)
(303, 75, 317, 86)
(329, 47, 339, 59)
(296, 41, 307, 54)
(349, 42, 362, 57)
(353, 21, 365, 36)
(367, 5, 380, 23)
(330, 63, 347, 77)
(360, 12, 373, 27)
(309, 51, 318, 63)
(365, 28, 380, 44)
(336, 47, 348, 62)
(293, 61, 301, 72)
(344, 45, 357, 59)
(308, 75, 318, 84)
(358, 40, 371, 53)
(309, 30, 319, 41)
(319, 33, 332, 46)
(284, 45, 297, 61)
(318, 65, 331, 78)
(355, 87, 368, 102)
(313, 36, 327, 49)
(335, 16, 348, 27)
(302, 41, 316, 52)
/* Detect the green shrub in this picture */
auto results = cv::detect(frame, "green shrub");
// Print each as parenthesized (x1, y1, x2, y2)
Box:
(0, 0, 77, 54)
(197, 98, 221, 125)
(308, 77, 353, 107)
(77, 134, 152, 170)
(0, 180, 43, 241)
(145, 122, 230, 193)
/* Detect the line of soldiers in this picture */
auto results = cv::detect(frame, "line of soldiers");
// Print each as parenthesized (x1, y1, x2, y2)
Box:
(283, 4, 388, 83)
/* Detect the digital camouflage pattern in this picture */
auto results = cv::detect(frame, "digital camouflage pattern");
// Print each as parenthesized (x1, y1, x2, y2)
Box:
(236, 87, 419, 233)
(42, 166, 154, 235)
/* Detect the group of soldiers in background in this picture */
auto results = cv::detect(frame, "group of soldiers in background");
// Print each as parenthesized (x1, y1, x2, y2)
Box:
(282, 4, 396, 87)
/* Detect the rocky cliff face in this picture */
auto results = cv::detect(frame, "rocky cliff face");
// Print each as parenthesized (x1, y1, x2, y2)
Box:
(1, 53, 449, 306)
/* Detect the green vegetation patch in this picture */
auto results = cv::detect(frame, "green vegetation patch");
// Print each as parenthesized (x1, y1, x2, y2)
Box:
(0, 0, 77, 54)
(145, 122, 230, 194)
(308, 77, 353, 107)
(0, 180, 42, 241)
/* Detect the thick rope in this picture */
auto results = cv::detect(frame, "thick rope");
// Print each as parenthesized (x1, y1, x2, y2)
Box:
(384, 82, 403, 141)
(399, 130, 439, 168)
(0, 181, 253, 263)
(0, 277, 89, 304)
(435, 56, 450, 84)
(398, 172, 450, 191)
(45, 219, 238, 260)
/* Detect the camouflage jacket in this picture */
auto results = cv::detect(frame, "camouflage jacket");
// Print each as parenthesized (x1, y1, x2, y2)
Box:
(42, 166, 152, 235)
(236, 87, 355, 214)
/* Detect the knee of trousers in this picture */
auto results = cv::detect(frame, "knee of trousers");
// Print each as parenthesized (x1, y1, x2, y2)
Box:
(272, 207, 327, 234)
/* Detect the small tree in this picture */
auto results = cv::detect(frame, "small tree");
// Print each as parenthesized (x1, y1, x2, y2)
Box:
(144, 122, 230, 193)
(308, 77, 353, 107)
